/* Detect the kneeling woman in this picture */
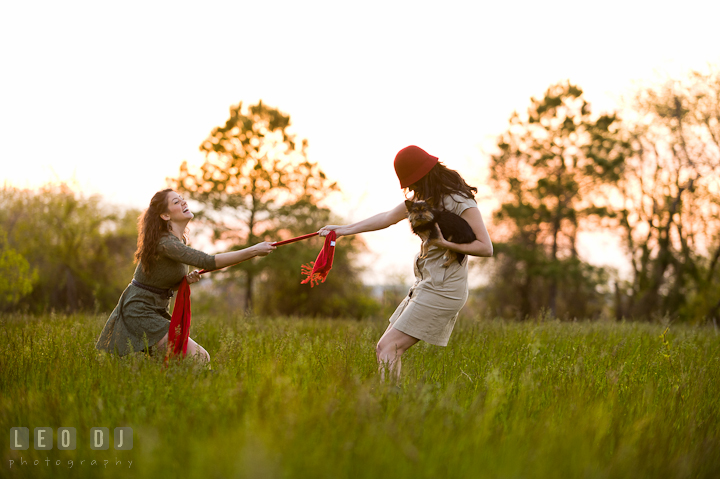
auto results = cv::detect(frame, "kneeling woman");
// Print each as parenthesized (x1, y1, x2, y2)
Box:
(95, 189, 275, 361)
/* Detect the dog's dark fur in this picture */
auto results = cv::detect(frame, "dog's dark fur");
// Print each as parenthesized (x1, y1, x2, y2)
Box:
(405, 200, 476, 267)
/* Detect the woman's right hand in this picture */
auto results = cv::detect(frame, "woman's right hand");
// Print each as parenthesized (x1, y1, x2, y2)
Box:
(318, 225, 346, 238)
(253, 241, 276, 257)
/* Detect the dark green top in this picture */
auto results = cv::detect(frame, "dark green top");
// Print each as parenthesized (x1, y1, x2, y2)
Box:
(95, 234, 216, 356)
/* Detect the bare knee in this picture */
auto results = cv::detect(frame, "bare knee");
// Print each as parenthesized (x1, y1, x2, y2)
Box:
(199, 347, 210, 363)
(376, 339, 389, 360)
(375, 341, 384, 362)
(192, 345, 210, 363)
(376, 338, 404, 362)
(187, 339, 210, 363)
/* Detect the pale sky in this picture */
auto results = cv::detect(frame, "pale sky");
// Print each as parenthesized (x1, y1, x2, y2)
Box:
(2, 1, 719, 285)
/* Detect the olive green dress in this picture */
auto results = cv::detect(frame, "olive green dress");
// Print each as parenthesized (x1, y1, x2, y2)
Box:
(95, 234, 216, 356)
(389, 194, 478, 346)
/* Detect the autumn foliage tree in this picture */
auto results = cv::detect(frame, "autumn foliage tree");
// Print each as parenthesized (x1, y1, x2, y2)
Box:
(618, 67, 720, 321)
(168, 100, 376, 315)
(486, 81, 630, 319)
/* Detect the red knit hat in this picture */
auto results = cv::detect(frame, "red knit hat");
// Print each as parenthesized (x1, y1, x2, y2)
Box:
(394, 145, 439, 188)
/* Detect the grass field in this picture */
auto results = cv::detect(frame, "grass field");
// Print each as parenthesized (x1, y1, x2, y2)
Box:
(2, 312, 719, 479)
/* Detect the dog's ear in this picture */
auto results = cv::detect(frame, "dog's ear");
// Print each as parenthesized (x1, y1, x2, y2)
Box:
(404, 200, 414, 210)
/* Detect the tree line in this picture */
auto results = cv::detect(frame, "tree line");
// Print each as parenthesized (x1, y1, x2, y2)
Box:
(0, 101, 380, 318)
(484, 67, 720, 322)
(0, 184, 138, 312)
(2, 66, 718, 321)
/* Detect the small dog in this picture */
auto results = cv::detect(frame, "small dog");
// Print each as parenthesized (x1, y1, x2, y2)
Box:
(405, 200, 476, 267)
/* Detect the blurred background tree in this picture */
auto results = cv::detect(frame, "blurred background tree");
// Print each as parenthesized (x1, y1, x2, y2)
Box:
(483, 81, 629, 320)
(4, 67, 720, 323)
(168, 100, 379, 317)
(0, 229, 37, 309)
(617, 66, 720, 321)
(0, 183, 139, 313)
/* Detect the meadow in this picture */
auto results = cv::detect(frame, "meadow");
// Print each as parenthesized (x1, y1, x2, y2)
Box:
(1, 312, 719, 479)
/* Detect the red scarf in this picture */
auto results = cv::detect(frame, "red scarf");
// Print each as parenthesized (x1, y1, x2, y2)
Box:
(166, 231, 335, 363)
(300, 231, 336, 287)
(164, 277, 192, 365)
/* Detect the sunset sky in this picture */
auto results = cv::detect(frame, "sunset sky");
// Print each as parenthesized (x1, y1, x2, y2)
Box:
(2, 0, 719, 284)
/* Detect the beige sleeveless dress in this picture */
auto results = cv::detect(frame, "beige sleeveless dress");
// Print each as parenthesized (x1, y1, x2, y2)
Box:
(389, 194, 477, 346)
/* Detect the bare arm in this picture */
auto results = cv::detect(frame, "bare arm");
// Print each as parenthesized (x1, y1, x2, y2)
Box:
(184, 242, 275, 286)
(318, 202, 408, 237)
(213, 242, 276, 269)
(429, 207, 493, 257)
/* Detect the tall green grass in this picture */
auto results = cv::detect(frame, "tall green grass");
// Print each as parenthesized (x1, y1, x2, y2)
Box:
(1, 313, 719, 478)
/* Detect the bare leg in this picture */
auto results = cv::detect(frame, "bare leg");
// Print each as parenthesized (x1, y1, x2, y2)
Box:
(155, 332, 169, 349)
(154, 332, 210, 363)
(376, 326, 419, 382)
(186, 337, 210, 363)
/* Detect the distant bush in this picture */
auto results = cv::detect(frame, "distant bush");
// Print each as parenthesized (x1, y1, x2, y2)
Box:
(0, 183, 139, 313)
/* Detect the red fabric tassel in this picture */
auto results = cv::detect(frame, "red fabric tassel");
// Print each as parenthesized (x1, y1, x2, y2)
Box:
(300, 231, 337, 287)
(165, 277, 192, 365)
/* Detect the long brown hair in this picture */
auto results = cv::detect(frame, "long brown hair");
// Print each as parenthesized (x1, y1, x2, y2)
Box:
(134, 189, 175, 273)
(407, 162, 477, 208)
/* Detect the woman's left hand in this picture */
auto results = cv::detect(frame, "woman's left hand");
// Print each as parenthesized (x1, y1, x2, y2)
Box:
(186, 270, 201, 284)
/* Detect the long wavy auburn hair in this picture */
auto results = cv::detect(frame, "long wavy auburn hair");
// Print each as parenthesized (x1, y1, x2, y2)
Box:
(407, 162, 477, 208)
(134, 189, 184, 274)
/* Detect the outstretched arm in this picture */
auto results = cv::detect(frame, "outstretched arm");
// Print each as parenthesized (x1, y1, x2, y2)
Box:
(183, 242, 275, 286)
(318, 202, 408, 238)
(430, 207, 493, 257)
(213, 242, 276, 269)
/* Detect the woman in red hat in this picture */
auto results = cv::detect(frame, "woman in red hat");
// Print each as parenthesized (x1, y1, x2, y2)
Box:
(319, 145, 493, 381)
(95, 189, 276, 361)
